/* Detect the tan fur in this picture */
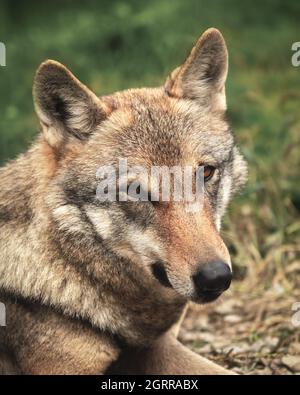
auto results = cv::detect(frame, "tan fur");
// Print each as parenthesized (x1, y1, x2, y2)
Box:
(0, 28, 246, 374)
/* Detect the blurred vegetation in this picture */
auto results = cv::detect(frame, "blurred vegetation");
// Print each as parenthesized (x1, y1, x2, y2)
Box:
(0, 0, 299, 290)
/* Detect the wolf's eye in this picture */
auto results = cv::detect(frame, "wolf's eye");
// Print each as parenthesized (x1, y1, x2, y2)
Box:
(203, 165, 215, 182)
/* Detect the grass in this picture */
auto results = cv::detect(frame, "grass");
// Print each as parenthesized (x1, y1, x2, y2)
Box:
(0, 0, 299, 290)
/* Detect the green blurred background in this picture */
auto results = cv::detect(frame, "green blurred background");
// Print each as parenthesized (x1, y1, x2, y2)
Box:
(0, 0, 299, 290)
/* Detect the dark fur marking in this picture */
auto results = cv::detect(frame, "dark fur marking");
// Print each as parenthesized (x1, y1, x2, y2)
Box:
(120, 201, 154, 229)
(52, 94, 71, 123)
(151, 262, 172, 288)
(0, 207, 12, 223)
(0, 204, 33, 224)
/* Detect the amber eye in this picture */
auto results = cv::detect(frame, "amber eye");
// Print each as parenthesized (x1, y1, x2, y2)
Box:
(203, 165, 216, 182)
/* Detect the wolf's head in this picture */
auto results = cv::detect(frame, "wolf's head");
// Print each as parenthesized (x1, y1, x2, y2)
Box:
(33, 28, 247, 304)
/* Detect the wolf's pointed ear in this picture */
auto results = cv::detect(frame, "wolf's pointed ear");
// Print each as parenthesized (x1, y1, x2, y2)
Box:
(165, 28, 228, 111)
(33, 60, 109, 148)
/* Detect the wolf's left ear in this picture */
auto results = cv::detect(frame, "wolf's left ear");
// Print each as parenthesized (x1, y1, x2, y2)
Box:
(33, 60, 109, 148)
(165, 28, 228, 111)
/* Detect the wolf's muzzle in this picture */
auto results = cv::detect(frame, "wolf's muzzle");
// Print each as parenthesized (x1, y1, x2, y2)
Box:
(192, 261, 232, 302)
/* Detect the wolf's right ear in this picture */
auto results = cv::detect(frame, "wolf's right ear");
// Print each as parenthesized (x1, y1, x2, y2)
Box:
(33, 60, 109, 148)
(165, 28, 228, 112)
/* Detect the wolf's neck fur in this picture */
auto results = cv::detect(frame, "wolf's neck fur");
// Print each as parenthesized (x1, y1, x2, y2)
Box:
(0, 138, 185, 345)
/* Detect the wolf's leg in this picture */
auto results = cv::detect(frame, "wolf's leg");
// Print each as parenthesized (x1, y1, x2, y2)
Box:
(21, 321, 120, 375)
(109, 333, 235, 375)
(3, 298, 120, 375)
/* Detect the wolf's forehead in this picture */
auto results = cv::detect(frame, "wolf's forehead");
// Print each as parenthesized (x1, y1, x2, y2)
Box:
(103, 88, 233, 165)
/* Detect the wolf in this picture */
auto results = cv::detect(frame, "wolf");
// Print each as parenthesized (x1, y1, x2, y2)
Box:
(0, 28, 247, 374)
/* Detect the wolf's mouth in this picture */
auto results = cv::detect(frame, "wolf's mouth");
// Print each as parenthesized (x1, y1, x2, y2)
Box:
(192, 291, 222, 304)
(151, 263, 227, 304)
(151, 262, 172, 288)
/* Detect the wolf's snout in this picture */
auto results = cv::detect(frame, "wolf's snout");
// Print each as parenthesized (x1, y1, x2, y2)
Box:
(193, 261, 232, 301)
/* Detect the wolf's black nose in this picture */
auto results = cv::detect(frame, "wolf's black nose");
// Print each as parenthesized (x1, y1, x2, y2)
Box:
(193, 261, 232, 295)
